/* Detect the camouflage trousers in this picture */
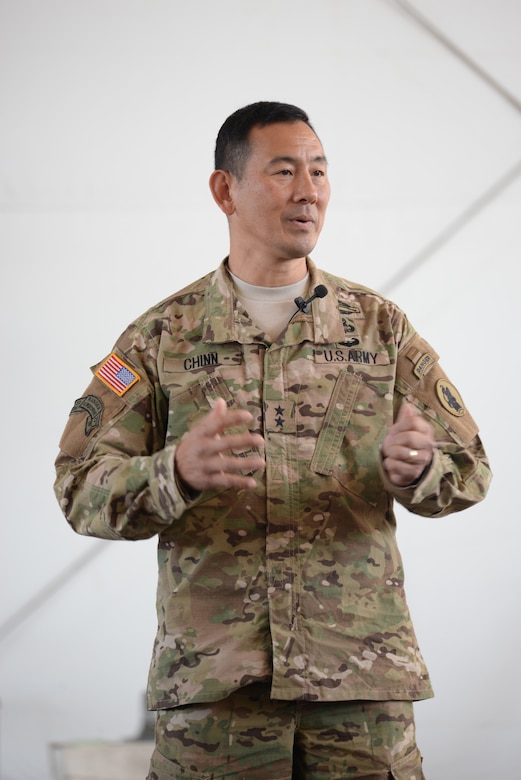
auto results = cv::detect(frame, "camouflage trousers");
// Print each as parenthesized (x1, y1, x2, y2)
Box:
(146, 683, 425, 780)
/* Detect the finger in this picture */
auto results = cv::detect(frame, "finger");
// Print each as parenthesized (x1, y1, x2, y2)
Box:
(397, 402, 418, 419)
(395, 404, 436, 442)
(202, 435, 265, 476)
(387, 430, 431, 456)
(385, 436, 431, 463)
(209, 431, 265, 458)
(203, 446, 264, 486)
(400, 446, 431, 467)
(394, 402, 421, 429)
(383, 460, 423, 487)
(204, 398, 255, 436)
(208, 471, 260, 491)
(215, 452, 266, 476)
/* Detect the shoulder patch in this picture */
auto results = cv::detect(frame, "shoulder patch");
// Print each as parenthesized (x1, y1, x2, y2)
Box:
(405, 345, 438, 379)
(95, 353, 140, 396)
(70, 394, 104, 435)
(436, 379, 466, 417)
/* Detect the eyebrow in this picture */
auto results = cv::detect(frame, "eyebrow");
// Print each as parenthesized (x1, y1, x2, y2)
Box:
(268, 155, 328, 166)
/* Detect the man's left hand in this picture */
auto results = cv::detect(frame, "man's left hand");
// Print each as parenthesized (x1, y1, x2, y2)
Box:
(381, 402, 435, 486)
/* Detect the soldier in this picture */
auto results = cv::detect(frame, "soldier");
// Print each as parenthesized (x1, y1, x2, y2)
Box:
(54, 102, 491, 779)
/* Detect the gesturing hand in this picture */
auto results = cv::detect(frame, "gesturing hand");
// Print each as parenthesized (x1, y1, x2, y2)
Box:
(381, 402, 435, 487)
(174, 397, 266, 493)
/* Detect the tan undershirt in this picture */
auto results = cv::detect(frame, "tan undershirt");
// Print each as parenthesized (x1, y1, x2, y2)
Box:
(229, 272, 309, 341)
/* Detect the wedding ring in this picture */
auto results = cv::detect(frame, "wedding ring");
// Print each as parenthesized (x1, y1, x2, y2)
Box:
(407, 449, 419, 462)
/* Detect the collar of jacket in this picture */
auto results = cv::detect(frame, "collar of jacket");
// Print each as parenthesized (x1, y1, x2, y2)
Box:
(202, 258, 347, 345)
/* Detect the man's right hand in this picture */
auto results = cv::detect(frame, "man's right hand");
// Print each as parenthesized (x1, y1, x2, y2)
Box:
(174, 397, 266, 493)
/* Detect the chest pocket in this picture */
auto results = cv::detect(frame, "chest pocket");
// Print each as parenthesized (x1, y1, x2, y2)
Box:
(165, 370, 262, 467)
(309, 366, 393, 506)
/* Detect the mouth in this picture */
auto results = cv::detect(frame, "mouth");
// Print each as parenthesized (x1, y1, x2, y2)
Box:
(289, 215, 315, 227)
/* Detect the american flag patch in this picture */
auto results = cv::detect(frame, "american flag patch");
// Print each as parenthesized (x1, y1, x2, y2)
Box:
(95, 353, 140, 396)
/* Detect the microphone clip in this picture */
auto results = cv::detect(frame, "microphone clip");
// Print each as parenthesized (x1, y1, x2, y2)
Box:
(293, 284, 328, 315)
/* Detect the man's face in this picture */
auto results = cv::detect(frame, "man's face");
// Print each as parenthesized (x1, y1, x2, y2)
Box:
(226, 121, 330, 277)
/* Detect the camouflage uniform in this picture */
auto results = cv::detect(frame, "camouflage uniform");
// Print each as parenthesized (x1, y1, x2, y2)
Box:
(147, 686, 424, 779)
(54, 258, 491, 714)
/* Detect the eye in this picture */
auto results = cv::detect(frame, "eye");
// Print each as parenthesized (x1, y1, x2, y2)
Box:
(277, 169, 293, 176)
(312, 169, 326, 177)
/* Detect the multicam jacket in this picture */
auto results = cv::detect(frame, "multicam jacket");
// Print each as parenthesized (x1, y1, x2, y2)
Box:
(54, 259, 491, 710)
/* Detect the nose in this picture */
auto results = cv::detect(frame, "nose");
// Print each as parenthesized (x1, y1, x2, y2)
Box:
(292, 170, 318, 203)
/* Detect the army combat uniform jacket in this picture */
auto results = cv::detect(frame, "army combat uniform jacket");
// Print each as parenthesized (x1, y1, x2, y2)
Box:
(54, 259, 491, 710)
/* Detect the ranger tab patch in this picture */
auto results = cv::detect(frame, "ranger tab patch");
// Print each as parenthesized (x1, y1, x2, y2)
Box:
(95, 353, 140, 396)
(413, 352, 436, 379)
(70, 394, 104, 435)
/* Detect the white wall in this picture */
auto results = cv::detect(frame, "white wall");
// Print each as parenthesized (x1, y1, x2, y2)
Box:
(1, 1, 520, 778)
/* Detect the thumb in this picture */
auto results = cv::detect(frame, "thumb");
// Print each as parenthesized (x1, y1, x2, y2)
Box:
(397, 402, 418, 423)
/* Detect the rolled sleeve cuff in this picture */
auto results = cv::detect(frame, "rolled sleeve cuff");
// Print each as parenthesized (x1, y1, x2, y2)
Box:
(379, 448, 443, 505)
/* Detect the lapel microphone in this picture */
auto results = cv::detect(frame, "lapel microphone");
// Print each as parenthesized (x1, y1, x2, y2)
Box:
(293, 284, 328, 314)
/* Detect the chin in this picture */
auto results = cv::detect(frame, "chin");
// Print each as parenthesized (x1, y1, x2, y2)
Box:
(285, 239, 318, 259)
(295, 243, 317, 259)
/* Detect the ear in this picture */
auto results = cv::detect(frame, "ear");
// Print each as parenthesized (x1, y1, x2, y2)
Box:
(209, 169, 236, 216)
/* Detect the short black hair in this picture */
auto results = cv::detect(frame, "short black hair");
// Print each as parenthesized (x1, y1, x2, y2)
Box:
(214, 101, 315, 179)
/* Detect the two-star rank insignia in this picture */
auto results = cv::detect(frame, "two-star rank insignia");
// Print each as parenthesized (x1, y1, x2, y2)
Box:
(265, 400, 296, 433)
(275, 406, 285, 429)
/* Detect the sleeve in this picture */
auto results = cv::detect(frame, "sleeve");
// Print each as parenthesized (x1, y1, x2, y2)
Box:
(54, 347, 190, 541)
(379, 330, 492, 517)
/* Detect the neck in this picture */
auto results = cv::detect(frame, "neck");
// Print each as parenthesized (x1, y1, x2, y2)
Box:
(227, 254, 308, 287)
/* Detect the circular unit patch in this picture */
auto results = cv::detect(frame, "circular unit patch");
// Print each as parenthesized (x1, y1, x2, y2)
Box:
(436, 379, 466, 417)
